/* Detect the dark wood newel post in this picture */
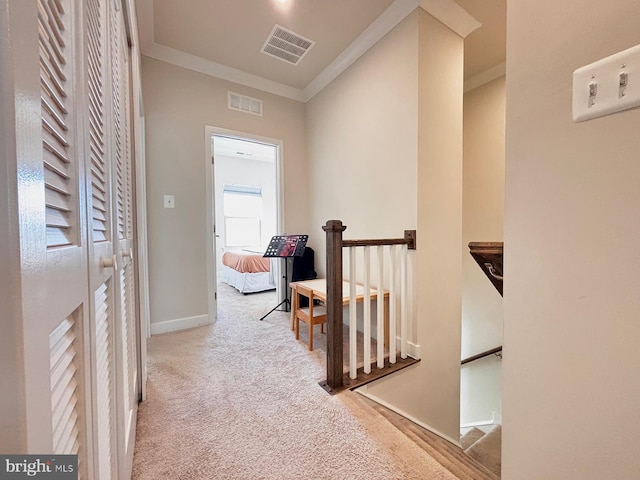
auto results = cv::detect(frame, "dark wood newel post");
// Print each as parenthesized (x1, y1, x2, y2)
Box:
(322, 220, 346, 390)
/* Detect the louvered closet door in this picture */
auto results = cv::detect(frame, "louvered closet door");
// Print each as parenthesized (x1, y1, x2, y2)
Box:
(34, 0, 91, 478)
(84, 0, 118, 478)
(109, 1, 138, 477)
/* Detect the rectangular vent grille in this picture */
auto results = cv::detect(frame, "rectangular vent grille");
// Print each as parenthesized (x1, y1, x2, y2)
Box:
(260, 25, 315, 65)
(228, 92, 263, 116)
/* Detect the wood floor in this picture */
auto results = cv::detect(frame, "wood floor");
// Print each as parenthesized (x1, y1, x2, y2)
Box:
(359, 396, 500, 480)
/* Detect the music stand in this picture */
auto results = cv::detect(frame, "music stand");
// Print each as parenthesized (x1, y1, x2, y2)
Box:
(259, 234, 308, 321)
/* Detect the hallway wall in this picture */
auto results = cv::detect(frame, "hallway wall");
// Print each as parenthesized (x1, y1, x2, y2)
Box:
(142, 58, 308, 327)
(307, 9, 465, 442)
(503, 0, 640, 477)
(460, 76, 505, 425)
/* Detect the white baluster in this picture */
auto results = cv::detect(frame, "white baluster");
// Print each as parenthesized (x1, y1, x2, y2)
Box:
(400, 244, 408, 359)
(349, 246, 357, 379)
(389, 245, 397, 364)
(363, 246, 371, 374)
(377, 245, 384, 369)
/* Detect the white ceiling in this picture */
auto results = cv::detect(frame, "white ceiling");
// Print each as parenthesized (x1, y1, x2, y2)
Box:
(136, 0, 506, 101)
(213, 136, 276, 163)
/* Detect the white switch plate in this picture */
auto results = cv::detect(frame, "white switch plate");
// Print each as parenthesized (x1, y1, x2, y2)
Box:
(164, 195, 175, 208)
(572, 44, 640, 122)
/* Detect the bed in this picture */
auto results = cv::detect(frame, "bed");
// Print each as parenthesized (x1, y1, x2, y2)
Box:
(219, 249, 277, 293)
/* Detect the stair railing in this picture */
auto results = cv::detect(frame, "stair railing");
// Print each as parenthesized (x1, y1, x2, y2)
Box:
(321, 220, 417, 392)
(461, 346, 503, 365)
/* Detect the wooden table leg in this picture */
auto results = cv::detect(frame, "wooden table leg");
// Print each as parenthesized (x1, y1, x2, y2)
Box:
(290, 285, 298, 331)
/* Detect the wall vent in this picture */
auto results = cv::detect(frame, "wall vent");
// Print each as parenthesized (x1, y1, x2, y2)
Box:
(260, 24, 315, 65)
(228, 92, 263, 116)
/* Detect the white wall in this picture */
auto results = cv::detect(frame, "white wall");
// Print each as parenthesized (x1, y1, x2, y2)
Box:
(307, 9, 464, 442)
(142, 57, 308, 326)
(503, 1, 640, 478)
(460, 76, 505, 425)
(306, 13, 418, 254)
(213, 154, 277, 268)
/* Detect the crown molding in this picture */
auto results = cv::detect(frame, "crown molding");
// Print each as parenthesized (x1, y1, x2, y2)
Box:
(464, 62, 506, 92)
(302, 0, 421, 102)
(419, 0, 481, 38)
(136, 0, 480, 103)
(144, 42, 306, 101)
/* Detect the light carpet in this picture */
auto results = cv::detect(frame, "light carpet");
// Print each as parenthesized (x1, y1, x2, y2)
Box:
(132, 284, 458, 479)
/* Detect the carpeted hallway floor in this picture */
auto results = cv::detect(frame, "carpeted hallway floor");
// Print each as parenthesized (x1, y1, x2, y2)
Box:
(132, 284, 459, 479)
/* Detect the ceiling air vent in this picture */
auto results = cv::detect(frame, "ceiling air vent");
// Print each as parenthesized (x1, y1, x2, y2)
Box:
(260, 24, 315, 65)
(228, 92, 263, 116)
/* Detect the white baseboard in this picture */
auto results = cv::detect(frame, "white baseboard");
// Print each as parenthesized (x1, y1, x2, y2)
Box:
(460, 418, 495, 429)
(460, 411, 502, 429)
(492, 411, 502, 425)
(354, 388, 461, 447)
(150, 314, 210, 335)
(394, 338, 422, 359)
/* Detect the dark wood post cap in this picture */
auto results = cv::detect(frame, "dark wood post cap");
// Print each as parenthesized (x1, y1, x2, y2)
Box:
(323, 220, 347, 232)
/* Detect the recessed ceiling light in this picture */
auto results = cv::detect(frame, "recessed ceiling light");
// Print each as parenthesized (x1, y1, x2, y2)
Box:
(276, 0, 289, 3)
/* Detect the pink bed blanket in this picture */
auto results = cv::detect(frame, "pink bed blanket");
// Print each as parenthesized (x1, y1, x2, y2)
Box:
(222, 250, 270, 273)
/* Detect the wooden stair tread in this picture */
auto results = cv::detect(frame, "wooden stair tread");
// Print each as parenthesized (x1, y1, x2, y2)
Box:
(367, 401, 500, 480)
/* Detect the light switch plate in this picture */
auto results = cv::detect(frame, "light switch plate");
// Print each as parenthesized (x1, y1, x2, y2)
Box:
(572, 44, 640, 122)
(164, 195, 175, 208)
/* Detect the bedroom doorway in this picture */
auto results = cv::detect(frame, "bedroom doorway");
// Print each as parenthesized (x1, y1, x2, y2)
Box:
(204, 126, 284, 321)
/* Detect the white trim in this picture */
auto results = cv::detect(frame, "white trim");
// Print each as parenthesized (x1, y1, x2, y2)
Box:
(418, 0, 481, 38)
(136, 0, 481, 103)
(460, 418, 497, 429)
(355, 388, 462, 447)
(492, 411, 502, 425)
(204, 126, 286, 321)
(394, 338, 422, 359)
(302, 0, 420, 101)
(145, 42, 306, 102)
(150, 315, 210, 335)
(464, 62, 506, 92)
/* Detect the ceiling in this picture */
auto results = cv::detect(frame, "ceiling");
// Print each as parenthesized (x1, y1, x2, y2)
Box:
(136, 0, 505, 100)
(213, 136, 276, 163)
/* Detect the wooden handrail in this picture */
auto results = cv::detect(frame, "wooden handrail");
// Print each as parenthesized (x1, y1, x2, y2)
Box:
(321, 220, 417, 392)
(461, 346, 503, 365)
(343, 230, 416, 249)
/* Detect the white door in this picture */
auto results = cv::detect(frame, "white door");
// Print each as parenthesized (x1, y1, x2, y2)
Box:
(85, 0, 118, 477)
(31, 1, 92, 478)
(7, 1, 140, 478)
(109, 0, 138, 476)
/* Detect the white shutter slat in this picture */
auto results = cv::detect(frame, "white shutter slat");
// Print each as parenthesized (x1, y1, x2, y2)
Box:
(95, 281, 113, 479)
(44, 168, 70, 195)
(39, 0, 75, 248)
(87, 0, 108, 243)
(110, 12, 126, 240)
(49, 314, 83, 459)
(46, 188, 71, 213)
(46, 0, 65, 30)
(40, 71, 67, 113)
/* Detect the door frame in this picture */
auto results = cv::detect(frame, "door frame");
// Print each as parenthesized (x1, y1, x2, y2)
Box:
(204, 125, 284, 321)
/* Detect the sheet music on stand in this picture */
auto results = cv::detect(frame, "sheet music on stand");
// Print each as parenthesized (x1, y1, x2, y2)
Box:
(260, 235, 308, 320)
(263, 234, 308, 258)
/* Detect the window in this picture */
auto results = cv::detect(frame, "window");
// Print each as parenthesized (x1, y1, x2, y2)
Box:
(223, 185, 262, 248)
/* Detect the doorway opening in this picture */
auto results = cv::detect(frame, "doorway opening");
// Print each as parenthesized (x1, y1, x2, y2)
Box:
(204, 127, 284, 322)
